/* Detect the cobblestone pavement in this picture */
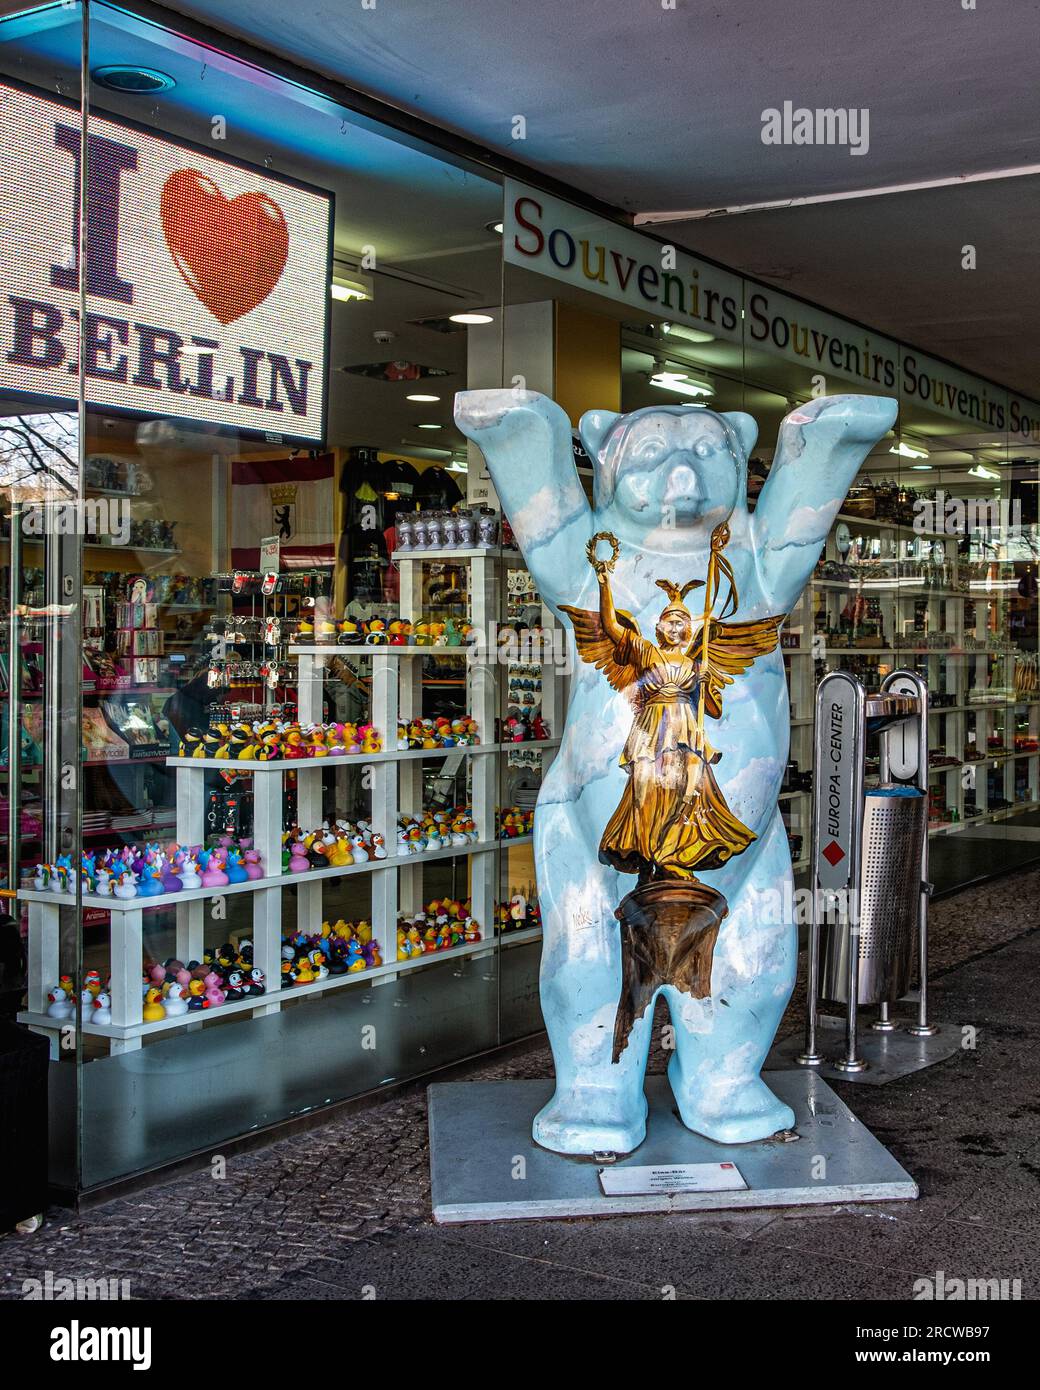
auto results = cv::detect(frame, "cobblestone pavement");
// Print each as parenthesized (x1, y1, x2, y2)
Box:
(1, 866, 1039, 1300)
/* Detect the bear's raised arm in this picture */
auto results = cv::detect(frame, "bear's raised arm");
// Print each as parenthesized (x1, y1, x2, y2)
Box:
(454, 389, 593, 612)
(751, 394, 898, 612)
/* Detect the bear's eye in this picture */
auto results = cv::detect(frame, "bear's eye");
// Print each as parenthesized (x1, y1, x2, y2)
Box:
(695, 438, 715, 459)
(633, 435, 666, 465)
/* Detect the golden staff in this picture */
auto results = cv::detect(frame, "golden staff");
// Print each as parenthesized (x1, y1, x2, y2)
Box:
(696, 523, 736, 750)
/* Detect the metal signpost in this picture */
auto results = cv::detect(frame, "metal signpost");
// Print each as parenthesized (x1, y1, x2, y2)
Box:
(798, 669, 936, 1076)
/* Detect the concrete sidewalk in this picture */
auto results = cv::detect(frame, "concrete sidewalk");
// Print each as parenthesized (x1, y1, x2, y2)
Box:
(1, 869, 1038, 1300)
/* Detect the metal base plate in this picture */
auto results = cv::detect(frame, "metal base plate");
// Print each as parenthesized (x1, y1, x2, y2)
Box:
(765, 1014, 962, 1085)
(428, 1071, 917, 1223)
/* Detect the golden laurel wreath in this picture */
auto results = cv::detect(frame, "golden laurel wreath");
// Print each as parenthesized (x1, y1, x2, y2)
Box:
(587, 530, 620, 575)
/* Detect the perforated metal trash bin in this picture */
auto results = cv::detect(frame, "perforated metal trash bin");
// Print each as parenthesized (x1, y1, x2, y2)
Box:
(821, 785, 927, 1006)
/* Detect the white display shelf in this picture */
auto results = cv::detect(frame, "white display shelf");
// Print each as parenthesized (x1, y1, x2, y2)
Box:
(16, 934, 498, 1043)
(497, 926, 543, 947)
(165, 741, 559, 772)
(290, 643, 477, 658)
(397, 546, 523, 563)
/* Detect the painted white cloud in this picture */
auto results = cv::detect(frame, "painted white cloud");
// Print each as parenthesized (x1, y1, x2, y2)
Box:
(510, 483, 587, 548)
(765, 500, 843, 551)
(719, 755, 783, 824)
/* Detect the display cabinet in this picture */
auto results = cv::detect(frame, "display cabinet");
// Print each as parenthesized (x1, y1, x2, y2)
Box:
(17, 545, 562, 1055)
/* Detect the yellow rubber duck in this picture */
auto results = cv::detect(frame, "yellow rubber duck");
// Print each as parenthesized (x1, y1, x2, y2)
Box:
(143, 986, 166, 1022)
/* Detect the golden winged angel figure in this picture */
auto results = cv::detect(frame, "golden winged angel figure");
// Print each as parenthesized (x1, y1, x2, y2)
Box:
(561, 525, 785, 885)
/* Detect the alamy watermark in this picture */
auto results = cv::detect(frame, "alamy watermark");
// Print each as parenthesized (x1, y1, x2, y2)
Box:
(913, 1269, 1022, 1301)
(913, 490, 1023, 539)
(23, 1269, 131, 1300)
(19, 497, 131, 544)
(761, 101, 869, 157)
(467, 621, 571, 671)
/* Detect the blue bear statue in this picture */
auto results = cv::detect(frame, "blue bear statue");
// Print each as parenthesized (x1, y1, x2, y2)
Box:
(455, 389, 898, 1156)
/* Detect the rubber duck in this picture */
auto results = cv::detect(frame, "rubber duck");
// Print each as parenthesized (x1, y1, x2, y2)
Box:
(182, 728, 206, 758)
(114, 872, 138, 900)
(349, 834, 370, 865)
(293, 957, 316, 985)
(327, 835, 352, 868)
(345, 939, 367, 972)
(287, 840, 310, 874)
(163, 982, 188, 1016)
(225, 848, 249, 884)
(91, 991, 112, 1026)
(203, 973, 226, 1007)
(176, 852, 201, 890)
(143, 986, 166, 1022)
(200, 849, 229, 888)
(46, 984, 73, 1019)
(370, 832, 387, 860)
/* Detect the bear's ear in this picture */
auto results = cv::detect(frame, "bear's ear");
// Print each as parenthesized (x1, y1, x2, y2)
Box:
(578, 409, 621, 464)
(721, 411, 758, 460)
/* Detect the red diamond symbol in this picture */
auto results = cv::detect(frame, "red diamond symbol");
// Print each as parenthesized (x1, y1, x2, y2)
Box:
(822, 840, 845, 867)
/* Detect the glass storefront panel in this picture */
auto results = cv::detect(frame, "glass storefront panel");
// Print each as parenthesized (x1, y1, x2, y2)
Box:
(72, 0, 516, 1187)
(0, 0, 86, 1192)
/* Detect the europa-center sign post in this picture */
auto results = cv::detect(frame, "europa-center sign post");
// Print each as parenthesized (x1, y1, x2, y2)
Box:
(800, 670, 866, 1070)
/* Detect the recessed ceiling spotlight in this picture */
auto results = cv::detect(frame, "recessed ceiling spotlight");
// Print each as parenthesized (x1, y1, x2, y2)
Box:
(93, 65, 176, 93)
(485, 221, 504, 235)
(406, 393, 441, 403)
(449, 312, 493, 325)
(417, 423, 442, 430)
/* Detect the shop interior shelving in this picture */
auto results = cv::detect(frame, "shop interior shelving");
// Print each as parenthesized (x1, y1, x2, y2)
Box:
(801, 509, 1040, 840)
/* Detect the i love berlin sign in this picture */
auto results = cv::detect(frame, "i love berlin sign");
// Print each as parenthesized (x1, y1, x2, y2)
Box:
(0, 79, 332, 444)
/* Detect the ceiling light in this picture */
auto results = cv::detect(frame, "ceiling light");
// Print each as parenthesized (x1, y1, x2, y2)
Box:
(969, 464, 1001, 480)
(331, 272, 372, 302)
(660, 321, 715, 345)
(486, 221, 504, 235)
(93, 66, 175, 93)
(449, 312, 494, 325)
(406, 393, 441, 403)
(889, 441, 929, 460)
(649, 370, 714, 400)
(417, 423, 442, 430)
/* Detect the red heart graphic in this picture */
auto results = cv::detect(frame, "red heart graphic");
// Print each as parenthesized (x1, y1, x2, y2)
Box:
(160, 169, 289, 325)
